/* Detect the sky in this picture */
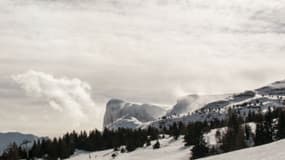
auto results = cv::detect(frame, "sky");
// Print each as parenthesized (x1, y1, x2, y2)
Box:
(0, 0, 285, 137)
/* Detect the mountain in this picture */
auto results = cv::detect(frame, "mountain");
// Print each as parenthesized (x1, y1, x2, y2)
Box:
(150, 81, 285, 129)
(104, 80, 285, 130)
(103, 99, 167, 129)
(0, 132, 38, 154)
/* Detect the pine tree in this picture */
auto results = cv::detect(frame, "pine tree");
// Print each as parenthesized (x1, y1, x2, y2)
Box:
(171, 123, 180, 140)
(184, 122, 206, 146)
(191, 139, 209, 159)
(277, 110, 285, 139)
(215, 130, 222, 144)
(153, 140, 160, 149)
(190, 123, 209, 159)
(264, 108, 274, 143)
(255, 122, 272, 146)
(221, 110, 246, 152)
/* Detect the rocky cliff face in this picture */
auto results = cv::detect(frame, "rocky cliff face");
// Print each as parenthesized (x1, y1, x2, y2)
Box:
(103, 99, 167, 128)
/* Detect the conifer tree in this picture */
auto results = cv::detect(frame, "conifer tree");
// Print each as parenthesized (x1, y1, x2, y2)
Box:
(221, 110, 246, 152)
(153, 140, 160, 149)
(277, 110, 285, 139)
(191, 139, 209, 159)
(184, 122, 207, 146)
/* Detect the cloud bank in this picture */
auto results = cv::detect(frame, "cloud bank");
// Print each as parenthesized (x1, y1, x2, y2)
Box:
(12, 70, 96, 126)
(0, 0, 284, 135)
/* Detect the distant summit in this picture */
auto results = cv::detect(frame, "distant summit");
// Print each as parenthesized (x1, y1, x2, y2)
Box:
(0, 132, 39, 154)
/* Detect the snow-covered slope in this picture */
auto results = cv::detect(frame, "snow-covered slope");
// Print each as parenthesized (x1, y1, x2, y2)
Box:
(256, 80, 285, 95)
(103, 99, 167, 129)
(67, 136, 189, 160)
(0, 132, 38, 154)
(200, 139, 285, 160)
(105, 117, 144, 130)
(67, 135, 285, 160)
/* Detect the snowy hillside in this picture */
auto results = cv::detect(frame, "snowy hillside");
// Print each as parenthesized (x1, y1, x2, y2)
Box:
(104, 99, 166, 129)
(67, 135, 285, 160)
(67, 136, 189, 160)
(200, 139, 285, 160)
(256, 80, 285, 95)
(0, 132, 38, 154)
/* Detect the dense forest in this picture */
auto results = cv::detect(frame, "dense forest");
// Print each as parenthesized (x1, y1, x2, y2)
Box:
(2, 107, 285, 160)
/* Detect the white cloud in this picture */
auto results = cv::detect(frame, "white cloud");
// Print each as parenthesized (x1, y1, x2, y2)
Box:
(12, 70, 96, 127)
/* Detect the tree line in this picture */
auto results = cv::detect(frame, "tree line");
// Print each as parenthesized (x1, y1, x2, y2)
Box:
(2, 107, 285, 160)
(186, 107, 285, 159)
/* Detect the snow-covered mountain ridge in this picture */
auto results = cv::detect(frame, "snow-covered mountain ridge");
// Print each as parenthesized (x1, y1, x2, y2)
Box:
(105, 80, 285, 130)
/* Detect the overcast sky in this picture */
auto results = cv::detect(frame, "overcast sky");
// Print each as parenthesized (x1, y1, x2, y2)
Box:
(0, 0, 285, 137)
